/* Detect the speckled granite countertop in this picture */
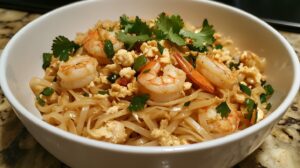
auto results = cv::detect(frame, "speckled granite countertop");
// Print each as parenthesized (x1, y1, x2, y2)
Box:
(0, 8, 299, 168)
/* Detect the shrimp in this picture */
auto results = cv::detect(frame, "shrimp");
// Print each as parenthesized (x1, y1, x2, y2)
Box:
(82, 30, 110, 64)
(138, 61, 186, 102)
(196, 55, 236, 89)
(173, 52, 215, 93)
(57, 55, 98, 89)
(205, 106, 240, 134)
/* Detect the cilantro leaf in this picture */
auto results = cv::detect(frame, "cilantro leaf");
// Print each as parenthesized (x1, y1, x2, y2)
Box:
(215, 44, 223, 49)
(51, 36, 79, 61)
(120, 15, 151, 36)
(128, 94, 150, 112)
(120, 15, 134, 33)
(216, 101, 231, 118)
(130, 16, 152, 35)
(117, 32, 150, 50)
(42, 53, 52, 70)
(168, 30, 185, 46)
(180, 19, 215, 49)
(229, 61, 240, 70)
(156, 13, 183, 34)
(155, 13, 185, 46)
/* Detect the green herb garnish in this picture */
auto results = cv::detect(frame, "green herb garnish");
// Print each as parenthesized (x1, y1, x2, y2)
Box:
(41, 87, 54, 96)
(244, 98, 257, 119)
(264, 84, 274, 96)
(184, 55, 197, 68)
(260, 93, 267, 103)
(180, 19, 215, 50)
(266, 103, 272, 111)
(117, 32, 150, 50)
(154, 13, 185, 46)
(118, 15, 152, 49)
(187, 44, 207, 52)
(157, 42, 164, 54)
(128, 94, 150, 112)
(261, 80, 266, 86)
(215, 44, 223, 49)
(104, 40, 115, 58)
(98, 90, 109, 95)
(133, 55, 147, 71)
(83, 92, 89, 97)
(51, 36, 80, 61)
(36, 96, 45, 106)
(107, 73, 120, 83)
(120, 15, 152, 36)
(245, 98, 256, 113)
(229, 61, 240, 70)
(216, 101, 231, 118)
(239, 83, 251, 96)
(42, 53, 52, 70)
(142, 69, 150, 73)
(184, 101, 191, 107)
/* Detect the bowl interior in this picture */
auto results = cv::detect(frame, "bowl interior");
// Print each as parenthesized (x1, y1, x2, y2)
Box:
(1, 0, 296, 131)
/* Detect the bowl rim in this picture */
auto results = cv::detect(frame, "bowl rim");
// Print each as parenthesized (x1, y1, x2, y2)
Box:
(0, 0, 299, 154)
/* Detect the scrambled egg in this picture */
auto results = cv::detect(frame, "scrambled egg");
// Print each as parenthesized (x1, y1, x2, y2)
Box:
(140, 40, 160, 58)
(151, 129, 186, 146)
(119, 67, 136, 79)
(113, 49, 137, 67)
(89, 121, 127, 144)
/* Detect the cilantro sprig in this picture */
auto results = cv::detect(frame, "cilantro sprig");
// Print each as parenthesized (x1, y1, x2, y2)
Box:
(118, 15, 152, 50)
(216, 101, 231, 118)
(51, 36, 80, 61)
(117, 32, 150, 50)
(120, 15, 151, 35)
(154, 13, 185, 46)
(180, 19, 215, 51)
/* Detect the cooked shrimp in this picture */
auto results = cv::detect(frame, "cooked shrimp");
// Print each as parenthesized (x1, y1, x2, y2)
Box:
(196, 55, 236, 89)
(138, 61, 186, 102)
(57, 55, 98, 89)
(83, 30, 110, 64)
(205, 106, 240, 134)
(173, 52, 215, 93)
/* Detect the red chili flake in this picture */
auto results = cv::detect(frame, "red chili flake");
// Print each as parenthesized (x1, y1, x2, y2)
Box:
(118, 77, 129, 86)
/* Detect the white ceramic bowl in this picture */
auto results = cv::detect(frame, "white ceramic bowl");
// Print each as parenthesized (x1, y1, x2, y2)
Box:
(1, 0, 299, 167)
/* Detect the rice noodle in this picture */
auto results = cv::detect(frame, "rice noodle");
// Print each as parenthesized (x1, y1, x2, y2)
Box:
(122, 121, 151, 139)
(30, 15, 270, 146)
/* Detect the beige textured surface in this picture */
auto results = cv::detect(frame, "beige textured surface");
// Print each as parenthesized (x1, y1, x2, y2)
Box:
(0, 8, 299, 168)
